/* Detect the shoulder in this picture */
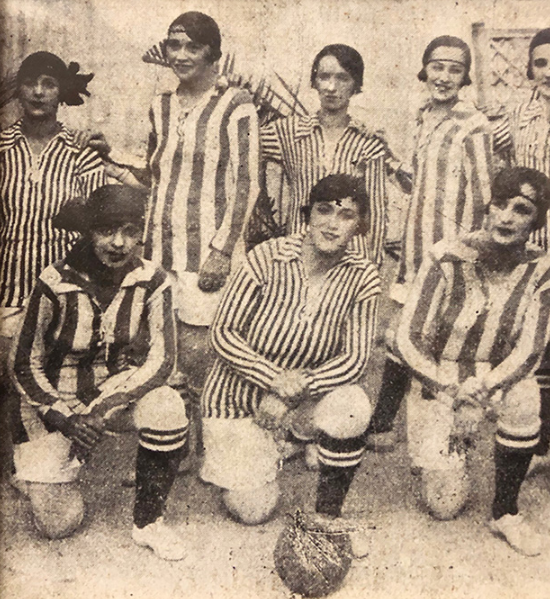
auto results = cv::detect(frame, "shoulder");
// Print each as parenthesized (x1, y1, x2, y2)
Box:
(0, 121, 23, 153)
(451, 102, 490, 133)
(430, 236, 475, 264)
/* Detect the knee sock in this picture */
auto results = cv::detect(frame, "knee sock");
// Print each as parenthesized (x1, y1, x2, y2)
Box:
(492, 443, 534, 521)
(535, 387, 550, 456)
(368, 357, 410, 434)
(315, 433, 364, 517)
(133, 444, 185, 529)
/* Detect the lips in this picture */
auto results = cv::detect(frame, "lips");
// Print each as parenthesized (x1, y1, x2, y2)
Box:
(321, 231, 339, 241)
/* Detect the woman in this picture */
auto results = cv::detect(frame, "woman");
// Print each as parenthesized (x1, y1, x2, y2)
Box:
(11, 185, 188, 561)
(200, 174, 379, 529)
(367, 36, 494, 450)
(396, 167, 550, 556)
(260, 44, 388, 265)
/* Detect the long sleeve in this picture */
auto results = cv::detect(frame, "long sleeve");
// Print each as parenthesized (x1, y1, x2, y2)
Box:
(464, 127, 493, 228)
(75, 147, 107, 200)
(210, 253, 283, 389)
(260, 120, 284, 164)
(305, 281, 379, 396)
(11, 281, 77, 419)
(86, 277, 177, 418)
(364, 154, 387, 266)
(210, 97, 260, 258)
(396, 253, 449, 391)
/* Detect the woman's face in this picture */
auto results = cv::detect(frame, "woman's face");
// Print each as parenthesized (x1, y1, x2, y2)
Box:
(18, 74, 61, 120)
(91, 222, 143, 270)
(486, 184, 538, 247)
(165, 30, 213, 85)
(314, 55, 356, 113)
(425, 46, 466, 105)
(531, 43, 550, 100)
(307, 197, 361, 256)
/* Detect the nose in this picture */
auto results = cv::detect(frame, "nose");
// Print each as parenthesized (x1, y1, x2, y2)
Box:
(437, 67, 451, 82)
(111, 230, 125, 248)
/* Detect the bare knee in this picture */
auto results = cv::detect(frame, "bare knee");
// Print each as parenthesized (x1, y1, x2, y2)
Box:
(314, 385, 372, 439)
(420, 467, 470, 521)
(28, 482, 85, 539)
(222, 481, 280, 525)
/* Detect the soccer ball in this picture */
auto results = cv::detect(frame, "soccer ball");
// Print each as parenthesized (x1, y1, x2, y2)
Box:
(274, 511, 352, 597)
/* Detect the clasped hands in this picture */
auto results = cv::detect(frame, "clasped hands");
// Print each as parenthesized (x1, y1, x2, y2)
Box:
(198, 249, 231, 293)
(447, 377, 491, 448)
(48, 411, 106, 463)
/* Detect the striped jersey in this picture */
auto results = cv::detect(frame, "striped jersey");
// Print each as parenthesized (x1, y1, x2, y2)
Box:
(144, 85, 260, 276)
(395, 101, 493, 298)
(201, 234, 380, 418)
(396, 230, 550, 394)
(507, 91, 550, 250)
(12, 244, 176, 421)
(260, 114, 387, 264)
(0, 120, 106, 308)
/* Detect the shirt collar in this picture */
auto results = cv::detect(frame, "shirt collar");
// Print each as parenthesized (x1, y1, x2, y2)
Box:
(272, 233, 371, 269)
(1, 119, 81, 154)
(294, 113, 373, 140)
(518, 89, 546, 129)
(417, 99, 479, 124)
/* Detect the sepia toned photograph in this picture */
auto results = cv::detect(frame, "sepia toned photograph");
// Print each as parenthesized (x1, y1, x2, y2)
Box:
(1, 0, 550, 597)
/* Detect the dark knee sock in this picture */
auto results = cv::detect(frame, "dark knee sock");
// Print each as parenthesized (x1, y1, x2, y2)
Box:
(315, 433, 364, 517)
(492, 443, 534, 521)
(133, 444, 185, 528)
(368, 357, 410, 434)
(535, 387, 550, 456)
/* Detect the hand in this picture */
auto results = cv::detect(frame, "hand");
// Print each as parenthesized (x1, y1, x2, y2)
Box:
(198, 249, 231, 293)
(254, 393, 290, 437)
(449, 402, 484, 455)
(270, 370, 309, 408)
(73, 130, 111, 158)
(63, 414, 105, 462)
(455, 377, 489, 409)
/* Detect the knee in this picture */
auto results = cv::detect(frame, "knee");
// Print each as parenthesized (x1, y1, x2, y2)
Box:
(420, 466, 470, 521)
(314, 385, 372, 439)
(28, 482, 85, 539)
(222, 481, 280, 525)
(134, 386, 189, 432)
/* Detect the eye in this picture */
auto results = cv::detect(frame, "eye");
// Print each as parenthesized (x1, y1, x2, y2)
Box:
(340, 211, 357, 220)
(165, 39, 183, 51)
(449, 66, 464, 75)
(515, 205, 534, 216)
(315, 203, 333, 214)
(533, 58, 548, 68)
(187, 43, 204, 54)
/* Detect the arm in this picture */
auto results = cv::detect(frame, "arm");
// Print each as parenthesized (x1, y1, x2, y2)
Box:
(75, 147, 107, 199)
(395, 253, 449, 392)
(304, 267, 381, 396)
(85, 275, 177, 418)
(364, 154, 387, 266)
(210, 248, 284, 389)
(463, 126, 493, 228)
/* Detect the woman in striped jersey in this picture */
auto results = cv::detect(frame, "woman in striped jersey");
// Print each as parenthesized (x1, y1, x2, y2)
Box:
(396, 167, 550, 556)
(260, 44, 388, 266)
(200, 174, 379, 531)
(11, 186, 188, 561)
(0, 52, 105, 449)
(366, 36, 493, 451)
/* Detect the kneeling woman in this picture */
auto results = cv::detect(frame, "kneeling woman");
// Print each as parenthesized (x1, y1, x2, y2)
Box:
(11, 185, 188, 560)
(396, 167, 550, 556)
(200, 174, 380, 525)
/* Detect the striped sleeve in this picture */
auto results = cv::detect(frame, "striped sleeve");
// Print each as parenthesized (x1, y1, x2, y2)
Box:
(11, 279, 73, 417)
(260, 120, 283, 163)
(481, 270, 550, 394)
(305, 268, 380, 395)
(86, 274, 177, 418)
(396, 252, 449, 391)
(75, 147, 107, 199)
(210, 248, 283, 389)
(211, 97, 260, 257)
(364, 153, 387, 265)
(464, 126, 493, 215)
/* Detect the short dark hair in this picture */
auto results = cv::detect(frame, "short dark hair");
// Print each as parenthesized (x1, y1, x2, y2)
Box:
(302, 174, 369, 233)
(417, 35, 472, 86)
(491, 167, 550, 231)
(166, 11, 222, 63)
(527, 28, 550, 80)
(310, 44, 364, 94)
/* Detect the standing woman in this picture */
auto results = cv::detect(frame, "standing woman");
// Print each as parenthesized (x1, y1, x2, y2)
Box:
(260, 44, 388, 265)
(0, 52, 105, 443)
(366, 36, 493, 448)
(504, 29, 550, 456)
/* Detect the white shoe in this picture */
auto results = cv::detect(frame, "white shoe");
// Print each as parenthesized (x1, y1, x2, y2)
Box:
(488, 513, 543, 557)
(132, 517, 186, 561)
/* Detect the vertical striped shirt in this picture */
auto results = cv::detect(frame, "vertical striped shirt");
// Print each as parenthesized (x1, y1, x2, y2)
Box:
(0, 120, 106, 307)
(144, 84, 260, 276)
(395, 101, 493, 299)
(396, 231, 550, 394)
(12, 247, 176, 422)
(507, 91, 550, 250)
(260, 114, 387, 264)
(202, 234, 380, 418)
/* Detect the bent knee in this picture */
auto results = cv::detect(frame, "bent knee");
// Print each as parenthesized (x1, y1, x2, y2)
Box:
(420, 467, 470, 521)
(314, 385, 372, 439)
(28, 482, 85, 539)
(134, 386, 189, 432)
(222, 481, 280, 525)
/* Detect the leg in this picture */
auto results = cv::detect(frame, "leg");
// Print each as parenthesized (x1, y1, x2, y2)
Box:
(131, 387, 188, 560)
(27, 482, 84, 539)
(489, 378, 542, 556)
(201, 416, 281, 525)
